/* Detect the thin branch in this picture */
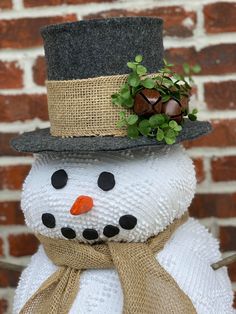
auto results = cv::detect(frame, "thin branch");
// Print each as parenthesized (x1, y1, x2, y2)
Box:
(211, 254, 236, 270)
(0, 261, 26, 272)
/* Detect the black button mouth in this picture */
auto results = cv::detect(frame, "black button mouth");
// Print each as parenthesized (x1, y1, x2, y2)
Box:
(42, 213, 56, 229)
(103, 225, 120, 238)
(119, 215, 137, 230)
(83, 228, 99, 240)
(61, 227, 76, 239)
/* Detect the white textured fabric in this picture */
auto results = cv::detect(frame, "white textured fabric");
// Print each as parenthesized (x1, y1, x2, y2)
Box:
(13, 145, 235, 313)
(21, 145, 196, 243)
(14, 218, 235, 314)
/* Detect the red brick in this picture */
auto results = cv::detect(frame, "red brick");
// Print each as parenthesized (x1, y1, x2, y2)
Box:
(0, 299, 8, 314)
(67, 0, 113, 2)
(190, 193, 236, 218)
(204, 2, 236, 33)
(0, 133, 30, 157)
(184, 119, 236, 148)
(0, 94, 48, 122)
(0, 0, 12, 9)
(0, 165, 31, 190)
(33, 56, 46, 86)
(8, 233, 39, 257)
(86, 6, 197, 37)
(0, 238, 3, 256)
(228, 262, 236, 282)
(193, 158, 205, 183)
(220, 226, 236, 251)
(165, 44, 236, 75)
(0, 269, 20, 287)
(205, 81, 236, 110)
(211, 156, 236, 182)
(24, 0, 114, 6)
(0, 61, 23, 89)
(0, 15, 77, 49)
(0, 202, 24, 225)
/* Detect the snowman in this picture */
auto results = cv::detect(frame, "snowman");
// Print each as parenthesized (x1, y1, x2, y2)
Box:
(10, 17, 235, 314)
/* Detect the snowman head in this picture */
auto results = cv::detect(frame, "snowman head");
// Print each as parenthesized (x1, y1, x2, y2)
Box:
(21, 145, 196, 243)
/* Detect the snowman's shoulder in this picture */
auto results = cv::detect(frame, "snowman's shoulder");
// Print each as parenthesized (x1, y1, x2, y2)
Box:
(164, 217, 221, 261)
(13, 245, 57, 314)
(157, 217, 235, 314)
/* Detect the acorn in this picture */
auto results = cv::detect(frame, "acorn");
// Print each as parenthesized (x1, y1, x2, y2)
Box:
(161, 98, 183, 123)
(133, 88, 162, 117)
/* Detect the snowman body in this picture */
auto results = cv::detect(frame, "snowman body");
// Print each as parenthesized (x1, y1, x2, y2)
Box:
(13, 145, 235, 314)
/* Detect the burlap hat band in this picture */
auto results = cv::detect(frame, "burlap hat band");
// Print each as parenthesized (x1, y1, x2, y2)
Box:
(46, 74, 134, 138)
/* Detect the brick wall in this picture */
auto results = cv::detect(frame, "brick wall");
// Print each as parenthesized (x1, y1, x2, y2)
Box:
(0, 0, 235, 312)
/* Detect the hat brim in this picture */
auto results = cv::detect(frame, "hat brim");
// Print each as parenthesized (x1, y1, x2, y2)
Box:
(11, 120, 212, 153)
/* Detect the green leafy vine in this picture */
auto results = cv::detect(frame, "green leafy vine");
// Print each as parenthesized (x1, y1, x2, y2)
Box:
(112, 55, 201, 145)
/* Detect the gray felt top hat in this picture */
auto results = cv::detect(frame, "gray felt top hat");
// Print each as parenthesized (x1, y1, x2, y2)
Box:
(11, 17, 211, 153)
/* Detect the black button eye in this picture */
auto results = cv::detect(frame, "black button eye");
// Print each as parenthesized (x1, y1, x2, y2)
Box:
(97, 172, 115, 191)
(51, 169, 68, 189)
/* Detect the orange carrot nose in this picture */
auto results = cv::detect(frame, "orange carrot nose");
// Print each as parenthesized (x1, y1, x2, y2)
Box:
(70, 195, 94, 215)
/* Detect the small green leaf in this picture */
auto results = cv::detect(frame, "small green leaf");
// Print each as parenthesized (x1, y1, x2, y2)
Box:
(136, 65, 147, 75)
(173, 74, 182, 81)
(127, 62, 136, 69)
(165, 137, 176, 145)
(183, 63, 190, 75)
(120, 84, 130, 93)
(192, 108, 198, 114)
(162, 95, 171, 102)
(141, 78, 155, 89)
(119, 111, 126, 119)
(127, 125, 139, 139)
(191, 64, 201, 74)
(161, 122, 169, 129)
(149, 114, 165, 127)
(132, 86, 143, 96)
(139, 120, 150, 127)
(156, 128, 164, 141)
(117, 119, 127, 128)
(169, 120, 178, 129)
(163, 59, 168, 66)
(111, 94, 123, 105)
(135, 55, 143, 63)
(126, 114, 139, 125)
(174, 124, 182, 132)
(128, 73, 140, 87)
(188, 113, 197, 121)
(138, 120, 151, 136)
(120, 89, 131, 100)
(163, 68, 172, 74)
(165, 129, 176, 138)
(123, 96, 134, 108)
(154, 76, 162, 82)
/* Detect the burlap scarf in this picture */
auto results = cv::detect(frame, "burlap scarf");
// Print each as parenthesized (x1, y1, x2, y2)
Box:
(20, 212, 196, 314)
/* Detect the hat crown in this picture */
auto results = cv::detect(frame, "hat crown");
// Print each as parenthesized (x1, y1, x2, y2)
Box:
(41, 17, 164, 81)
(11, 17, 212, 153)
